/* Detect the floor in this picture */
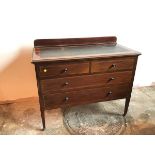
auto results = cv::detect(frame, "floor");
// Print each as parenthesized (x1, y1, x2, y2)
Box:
(0, 86, 155, 135)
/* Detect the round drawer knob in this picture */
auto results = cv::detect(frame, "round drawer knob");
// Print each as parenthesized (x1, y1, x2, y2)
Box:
(43, 69, 47, 73)
(64, 82, 69, 85)
(64, 68, 68, 72)
(108, 91, 112, 95)
(110, 77, 115, 80)
(65, 97, 69, 101)
(112, 64, 116, 68)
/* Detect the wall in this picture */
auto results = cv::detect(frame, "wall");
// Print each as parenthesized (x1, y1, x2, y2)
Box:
(0, 0, 155, 101)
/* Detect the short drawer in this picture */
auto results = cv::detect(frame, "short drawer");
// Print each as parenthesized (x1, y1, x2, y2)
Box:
(43, 84, 130, 109)
(91, 57, 135, 73)
(41, 71, 132, 94)
(39, 61, 89, 78)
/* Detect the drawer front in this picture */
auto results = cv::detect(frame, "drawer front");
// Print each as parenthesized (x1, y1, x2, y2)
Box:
(39, 62, 89, 78)
(41, 71, 132, 94)
(43, 84, 130, 109)
(91, 58, 135, 73)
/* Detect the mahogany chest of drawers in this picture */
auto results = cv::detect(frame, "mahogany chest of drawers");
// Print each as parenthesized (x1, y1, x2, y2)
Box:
(32, 36, 141, 130)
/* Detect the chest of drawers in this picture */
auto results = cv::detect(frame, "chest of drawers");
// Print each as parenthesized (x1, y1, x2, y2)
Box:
(32, 36, 141, 130)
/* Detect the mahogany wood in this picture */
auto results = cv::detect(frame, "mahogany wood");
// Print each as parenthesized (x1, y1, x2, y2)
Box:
(32, 36, 141, 130)
(39, 61, 89, 78)
(91, 57, 135, 73)
(40, 71, 132, 94)
(34, 36, 117, 47)
(43, 84, 130, 109)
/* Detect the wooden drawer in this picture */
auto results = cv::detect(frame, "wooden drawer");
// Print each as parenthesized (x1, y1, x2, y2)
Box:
(43, 84, 130, 109)
(91, 57, 135, 73)
(39, 61, 89, 78)
(41, 71, 132, 94)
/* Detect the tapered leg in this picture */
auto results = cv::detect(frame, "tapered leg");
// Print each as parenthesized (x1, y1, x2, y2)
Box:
(123, 96, 131, 116)
(35, 65, 46, 130)
(40, 107, 46, 130)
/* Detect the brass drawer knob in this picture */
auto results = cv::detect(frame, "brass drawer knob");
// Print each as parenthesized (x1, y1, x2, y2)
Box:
(64, 68, 68, 72)
(65, 97, 69, 101)
(110, 77, 115, 80)
(107, 91, 112, 95)
(64, 82, 69, 85)
(43, 69, 47, 73)
(111, 64, 117, 68)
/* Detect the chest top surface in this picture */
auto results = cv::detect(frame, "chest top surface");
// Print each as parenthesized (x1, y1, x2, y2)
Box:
(32, 36, 141, 63)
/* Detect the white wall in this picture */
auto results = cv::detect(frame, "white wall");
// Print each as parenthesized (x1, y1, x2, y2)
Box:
(0, 0, 155, 100)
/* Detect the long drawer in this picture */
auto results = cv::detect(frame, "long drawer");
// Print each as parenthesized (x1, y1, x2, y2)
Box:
(91, 57, 135, 73)
(43, 84, 130, 109)
(39, 61, 89, 78)
(40, 71, 132, 94)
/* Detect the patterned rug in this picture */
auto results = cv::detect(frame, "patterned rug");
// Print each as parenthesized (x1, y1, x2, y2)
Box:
(63, 102, 127, 135)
